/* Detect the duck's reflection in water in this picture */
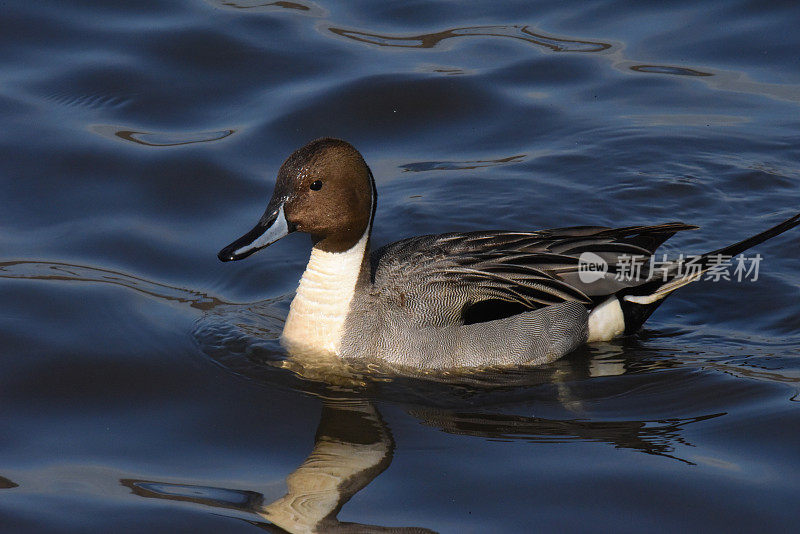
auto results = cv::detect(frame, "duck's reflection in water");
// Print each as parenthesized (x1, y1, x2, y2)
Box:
(119, 396, 720, 532)
(260, 399, 432, 533)
(409, 408, 721, 466)
(122, 398, 434, 533)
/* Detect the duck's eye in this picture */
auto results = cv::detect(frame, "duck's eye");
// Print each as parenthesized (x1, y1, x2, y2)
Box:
(310, 180, 323, 191)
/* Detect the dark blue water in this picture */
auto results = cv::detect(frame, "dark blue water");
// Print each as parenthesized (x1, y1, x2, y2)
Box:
(2, 1, 799, 532)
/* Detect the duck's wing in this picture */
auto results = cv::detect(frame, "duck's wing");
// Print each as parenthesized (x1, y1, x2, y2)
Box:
(370, 222, 696, 326)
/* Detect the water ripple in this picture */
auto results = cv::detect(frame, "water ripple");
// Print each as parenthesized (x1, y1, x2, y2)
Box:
(401, 154, 525, 172)
(631, 64, 713, 77)
(206, 0, 324, 15)
(329, 24, 612, 52)
(43, 90, 132, 110)
(89, 124, 235, 146)
(0, 260, 225, 311)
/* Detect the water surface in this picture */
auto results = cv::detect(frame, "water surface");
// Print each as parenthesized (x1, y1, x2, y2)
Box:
(1, 0, 799, 532)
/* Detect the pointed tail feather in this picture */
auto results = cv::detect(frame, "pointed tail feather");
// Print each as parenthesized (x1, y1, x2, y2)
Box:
(618, 212, 800, 334)
(706, 212, 800, 258)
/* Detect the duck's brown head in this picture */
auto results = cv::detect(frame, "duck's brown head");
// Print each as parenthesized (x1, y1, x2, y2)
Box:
(218, 138, 376, 261)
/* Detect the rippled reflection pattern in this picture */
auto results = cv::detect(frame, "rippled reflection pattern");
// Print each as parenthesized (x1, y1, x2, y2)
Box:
(630, 65, 713, 77)
(330, 24, 612, 52)
(90, 125, 235, 146)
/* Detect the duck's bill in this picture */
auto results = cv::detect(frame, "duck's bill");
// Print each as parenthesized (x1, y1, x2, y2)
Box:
(218, 204, 293, 262)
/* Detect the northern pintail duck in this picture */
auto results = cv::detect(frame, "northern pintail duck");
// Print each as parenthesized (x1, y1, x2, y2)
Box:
(219, 138, 800, 369)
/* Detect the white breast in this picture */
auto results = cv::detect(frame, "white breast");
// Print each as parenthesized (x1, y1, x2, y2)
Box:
(281, 230, 369, 355)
